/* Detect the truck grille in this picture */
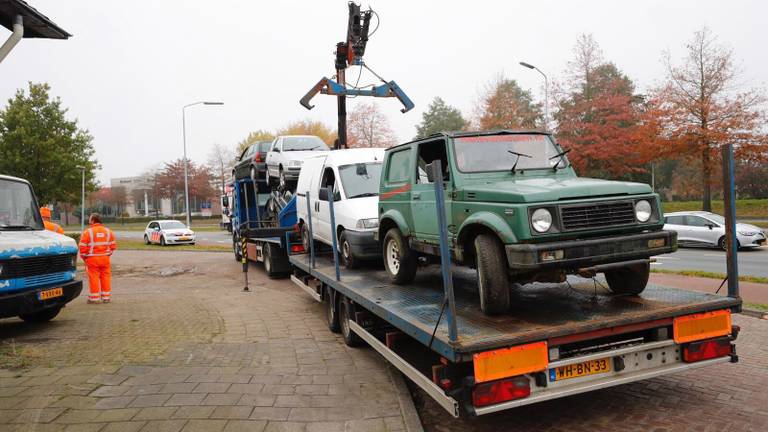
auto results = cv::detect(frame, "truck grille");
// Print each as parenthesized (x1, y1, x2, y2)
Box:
(560, 201, 636, 231)
(2, 255, 75, 278)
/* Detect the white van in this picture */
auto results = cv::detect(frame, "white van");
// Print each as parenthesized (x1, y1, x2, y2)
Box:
(296, 148, 385, 268)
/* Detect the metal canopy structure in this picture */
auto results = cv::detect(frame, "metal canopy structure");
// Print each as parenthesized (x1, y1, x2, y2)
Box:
(0, 0, 70, 39)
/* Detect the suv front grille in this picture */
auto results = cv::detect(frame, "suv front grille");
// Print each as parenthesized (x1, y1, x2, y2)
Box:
(560, 201, 636, 231)
(2, 255, 75, 278)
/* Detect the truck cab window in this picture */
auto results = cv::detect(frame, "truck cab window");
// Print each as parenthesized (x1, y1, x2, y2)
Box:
(416, 140, 449, 184)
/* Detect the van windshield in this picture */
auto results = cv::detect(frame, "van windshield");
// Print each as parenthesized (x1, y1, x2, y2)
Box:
(339, 163, 382, 199)
(453, 134, 565, 172)
(0, 179, 44, 230)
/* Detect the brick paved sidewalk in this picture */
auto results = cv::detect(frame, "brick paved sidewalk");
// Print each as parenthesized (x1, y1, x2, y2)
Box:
(0, 250, 413, 432)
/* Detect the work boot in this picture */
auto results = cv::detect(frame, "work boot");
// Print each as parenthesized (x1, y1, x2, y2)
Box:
(102, 299, 111, 304)
(87, 299, 101, 304)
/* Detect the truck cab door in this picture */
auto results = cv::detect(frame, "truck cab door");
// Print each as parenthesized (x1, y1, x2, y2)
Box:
(411, 139, 452, 244)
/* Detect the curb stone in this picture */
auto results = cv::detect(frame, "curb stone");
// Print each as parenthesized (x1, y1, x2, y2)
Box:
(387, 364, 425, 432)
(740, 308, 768, 320)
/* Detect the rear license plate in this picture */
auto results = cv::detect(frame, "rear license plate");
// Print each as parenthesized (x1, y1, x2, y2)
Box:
(38, 287, 63, 301)
(549, 357, 611, 382)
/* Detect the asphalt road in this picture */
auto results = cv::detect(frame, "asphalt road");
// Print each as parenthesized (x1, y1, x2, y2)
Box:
(115, 229, 233, 246)
(115, 230, 767, 277)
(654, 246, 768, 278)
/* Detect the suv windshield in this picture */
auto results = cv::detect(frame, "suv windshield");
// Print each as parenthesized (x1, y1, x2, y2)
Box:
(339, 163, 382, 199)
(0, 179, 44, 230)
(453, 134, 565, 173)
(283, 137, 329, 152)
(161, 221, 186, 230)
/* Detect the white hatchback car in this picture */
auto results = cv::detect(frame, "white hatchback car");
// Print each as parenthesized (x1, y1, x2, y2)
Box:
(144, 220, 196, 246)
(663, 211, 766, 250)
(265, 135, 330, 188)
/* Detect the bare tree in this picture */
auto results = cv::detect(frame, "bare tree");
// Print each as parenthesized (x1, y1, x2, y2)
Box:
(347, 102, 397, 148)
(207, 143, 234, 193)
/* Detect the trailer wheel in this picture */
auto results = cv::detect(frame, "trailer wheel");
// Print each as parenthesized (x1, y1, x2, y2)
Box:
(339, 231, 358, 269)
(339, 297, 362, 347)
(475, 234, 510, 315)
(325, 287, 341, 333)
(19, 307, 61, 323)
(263, 242, 278, 278)
(605, 261, 650, 295)
(383, 228, 417, 284)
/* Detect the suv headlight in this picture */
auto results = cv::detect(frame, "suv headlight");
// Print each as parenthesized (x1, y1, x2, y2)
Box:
(531, 208, 552, 233)
(356, 218, 379, 229)
(635, 200, 652, 222)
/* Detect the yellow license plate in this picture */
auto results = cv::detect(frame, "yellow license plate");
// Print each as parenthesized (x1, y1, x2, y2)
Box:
(549, 357, 612, 382)
(38, 287, 63, 301)
(179, 237, 189, 240)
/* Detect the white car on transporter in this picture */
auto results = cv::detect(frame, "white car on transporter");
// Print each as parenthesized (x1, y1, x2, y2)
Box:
(143, 220, 196, 246)
(296, 148, 384, 268)
(265, 135, 330, 188)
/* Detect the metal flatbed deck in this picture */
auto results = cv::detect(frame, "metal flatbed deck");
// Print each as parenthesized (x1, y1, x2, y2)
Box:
(290, 254, 740, 361)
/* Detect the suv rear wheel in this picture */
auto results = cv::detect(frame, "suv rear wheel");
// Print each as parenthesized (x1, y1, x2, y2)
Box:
(475, 234, 511, 315)
(605, 261, 650, 295)
(383, 228, 417, 284)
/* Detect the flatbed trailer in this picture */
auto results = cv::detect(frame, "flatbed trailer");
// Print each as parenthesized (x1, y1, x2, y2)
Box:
(284, 180, 742, 418)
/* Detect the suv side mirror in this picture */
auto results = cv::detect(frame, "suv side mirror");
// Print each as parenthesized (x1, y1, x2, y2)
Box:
(318, 188, 328, 201)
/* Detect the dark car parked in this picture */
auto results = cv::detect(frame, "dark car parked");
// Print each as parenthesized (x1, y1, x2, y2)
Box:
(233, 140, 272, 182)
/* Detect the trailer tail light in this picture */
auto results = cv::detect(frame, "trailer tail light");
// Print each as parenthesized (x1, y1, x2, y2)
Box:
(473, 341, 547, 383)
(472, 376, 530, 407)
(290, 244, 305, 253)
(682, 337, 732, 363)
(673, 309, 731, 344)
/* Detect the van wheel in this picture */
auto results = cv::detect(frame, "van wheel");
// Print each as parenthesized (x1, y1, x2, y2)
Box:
(383, 228, 417, 284)
(19, 307, 61, 323)
(475, 234, 510, 315)
(325, 287, 341, 333)
(339, 297, 362, 347)
(605, 262, 650, 295)
(339, 231, 358, 269)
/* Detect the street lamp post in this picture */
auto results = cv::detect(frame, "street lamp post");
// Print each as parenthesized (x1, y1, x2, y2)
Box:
(75, 165, 85, 232)
(182, 101, 223, 227)
(519, 61, 549, 130)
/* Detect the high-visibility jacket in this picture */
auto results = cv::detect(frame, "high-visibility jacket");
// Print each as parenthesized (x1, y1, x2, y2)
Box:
(43, 220, 65, 234)
(79, 223, 117, 258)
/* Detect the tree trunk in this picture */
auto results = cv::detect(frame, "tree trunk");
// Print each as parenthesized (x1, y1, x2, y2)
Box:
(701, 144, 712, 212)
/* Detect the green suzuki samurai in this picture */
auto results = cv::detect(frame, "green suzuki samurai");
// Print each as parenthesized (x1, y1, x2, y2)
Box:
(377, 131, 677, 315)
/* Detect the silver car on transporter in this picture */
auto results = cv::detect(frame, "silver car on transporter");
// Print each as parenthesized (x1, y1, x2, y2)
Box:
(663, 211, 766, 250)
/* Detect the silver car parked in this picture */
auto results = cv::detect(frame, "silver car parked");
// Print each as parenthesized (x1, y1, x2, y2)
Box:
(663, 211, 766, 250)
(265, 135, 330, 189)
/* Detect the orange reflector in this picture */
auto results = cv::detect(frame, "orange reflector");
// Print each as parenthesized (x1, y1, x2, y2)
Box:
(473, 341, 548, 383)
(673, 309, 731, 344)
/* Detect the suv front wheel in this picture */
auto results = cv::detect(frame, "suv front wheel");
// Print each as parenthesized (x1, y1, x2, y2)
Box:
(604, 261, 650, 295)
(475, 234, 511, 315)
(383, 228, 417, 284)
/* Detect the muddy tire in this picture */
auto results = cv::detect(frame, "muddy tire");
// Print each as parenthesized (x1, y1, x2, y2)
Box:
(475, 234, 511, 315)
(383, 228, 417, 284)
(605, 261, 650, 295)
(19, 307, 61, 323)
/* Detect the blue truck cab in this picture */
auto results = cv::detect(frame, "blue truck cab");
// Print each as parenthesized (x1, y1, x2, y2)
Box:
(0, 174, 82, 322)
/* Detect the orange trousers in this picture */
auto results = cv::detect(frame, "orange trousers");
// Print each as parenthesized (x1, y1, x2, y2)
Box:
(84, 256, 112, 301)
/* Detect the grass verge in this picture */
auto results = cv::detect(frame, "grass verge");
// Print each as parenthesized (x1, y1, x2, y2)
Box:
(118, 239, 230, 252)
(661, 199, 768, 218)
(744, 302, 768, 312)
(651, 268, 768, 284)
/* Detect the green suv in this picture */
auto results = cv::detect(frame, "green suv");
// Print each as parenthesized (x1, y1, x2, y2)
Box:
(377, 131, 677, 315)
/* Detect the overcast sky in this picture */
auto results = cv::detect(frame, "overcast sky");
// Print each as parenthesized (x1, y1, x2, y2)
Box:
(1, 0, 765, 184)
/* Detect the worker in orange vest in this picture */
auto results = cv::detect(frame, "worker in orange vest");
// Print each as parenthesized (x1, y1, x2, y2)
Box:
(40, 207, 64, 234)
(79, 213, 117, 304)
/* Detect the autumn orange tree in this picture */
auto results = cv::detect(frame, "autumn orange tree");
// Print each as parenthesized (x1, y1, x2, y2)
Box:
(156, 159, 216, 213)
(554, 34, 652, 179)
(654, 27, 767, 211)
(347, 102, 397, 148)
(277, 119, 337, 146)
(476, 76, 542, 130)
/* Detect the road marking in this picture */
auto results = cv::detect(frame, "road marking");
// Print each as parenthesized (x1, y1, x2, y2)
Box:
(655, 256, 680, 260)
(703, 254, 725, 257)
